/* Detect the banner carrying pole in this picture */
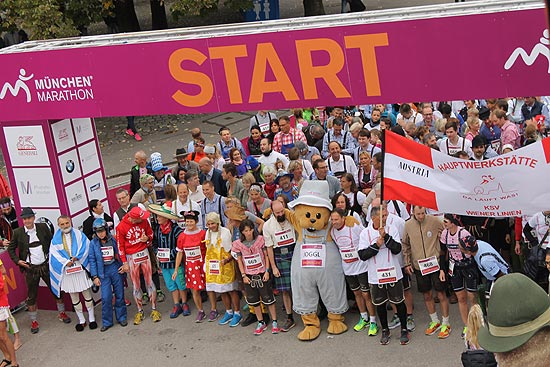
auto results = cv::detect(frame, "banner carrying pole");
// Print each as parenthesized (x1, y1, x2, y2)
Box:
(380, 128, 386, 229)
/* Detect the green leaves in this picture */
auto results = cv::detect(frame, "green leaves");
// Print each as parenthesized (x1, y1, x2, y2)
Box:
(171, 0, 253, 19)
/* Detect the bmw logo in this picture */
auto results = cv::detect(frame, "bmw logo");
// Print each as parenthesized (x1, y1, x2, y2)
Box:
(66, 160, 75, 173)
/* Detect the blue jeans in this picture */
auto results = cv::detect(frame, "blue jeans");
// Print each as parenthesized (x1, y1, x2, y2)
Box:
(101, 263, 127, 327)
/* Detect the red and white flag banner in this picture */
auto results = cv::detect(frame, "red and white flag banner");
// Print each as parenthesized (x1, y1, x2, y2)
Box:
(383, 131, 550, 216)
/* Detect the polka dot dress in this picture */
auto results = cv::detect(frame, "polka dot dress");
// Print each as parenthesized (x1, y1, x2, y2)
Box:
(177, 229, 206, 291)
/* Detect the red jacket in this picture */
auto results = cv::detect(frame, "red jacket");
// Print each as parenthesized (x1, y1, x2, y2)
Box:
(115, 215, 153, 263)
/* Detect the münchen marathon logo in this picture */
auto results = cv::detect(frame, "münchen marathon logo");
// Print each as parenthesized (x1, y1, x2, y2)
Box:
(0, 68, 95, 103)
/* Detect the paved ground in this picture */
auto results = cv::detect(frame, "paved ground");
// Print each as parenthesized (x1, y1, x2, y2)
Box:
(17, 286, 465, 367)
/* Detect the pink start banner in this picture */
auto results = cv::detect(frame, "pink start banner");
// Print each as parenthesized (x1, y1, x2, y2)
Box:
(0, 8, 548, 121)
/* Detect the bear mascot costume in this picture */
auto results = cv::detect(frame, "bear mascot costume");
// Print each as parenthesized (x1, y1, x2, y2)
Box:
(287, 180, 350, 341)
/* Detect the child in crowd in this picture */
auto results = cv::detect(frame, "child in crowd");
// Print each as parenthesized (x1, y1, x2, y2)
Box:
(173, 211, 208, 322)
(231, 219, 279, 335)
(204, 212, 241, 325)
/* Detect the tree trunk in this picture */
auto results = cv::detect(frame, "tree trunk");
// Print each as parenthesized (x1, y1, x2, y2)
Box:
(114, 0, 141, 32)
(303, 0, 325, 16)
(150, 0, 168, 30)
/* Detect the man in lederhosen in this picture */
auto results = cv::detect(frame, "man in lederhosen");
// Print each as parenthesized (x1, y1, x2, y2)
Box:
(8, 207, 71, 334)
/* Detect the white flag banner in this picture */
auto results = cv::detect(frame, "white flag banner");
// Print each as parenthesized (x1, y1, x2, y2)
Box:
(383, 131, 550, 216)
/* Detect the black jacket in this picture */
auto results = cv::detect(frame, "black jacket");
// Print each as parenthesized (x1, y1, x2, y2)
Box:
(9, 223, 53, 267)
(199, 168, 227, 197)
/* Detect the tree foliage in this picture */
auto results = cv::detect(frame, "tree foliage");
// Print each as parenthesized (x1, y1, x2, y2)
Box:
(1, 0, 103, 40)
(171, 0, 253, 18)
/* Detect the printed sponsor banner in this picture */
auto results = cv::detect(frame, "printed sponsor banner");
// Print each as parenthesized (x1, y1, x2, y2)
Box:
(3, 126, 50, 166)
(58, 148, 82, 184)
(65, 179, 87, 215)
(84, 170, 107, 203)
(72, 118, 94, 145)
(383, 131, 550, 216)
(13, 167, 59, 207)
(51, 119, 75, 153)
(78, 140, 100, 175)
(0, 9, 547, 121)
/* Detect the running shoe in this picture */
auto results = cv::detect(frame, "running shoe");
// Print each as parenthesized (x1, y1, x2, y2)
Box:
(254, 321, 267, 336)
(438, 324, 451, 339)
(142, 294, 149, 306)
(156, 290, 165, 303)
(400, 329, 410, 345)
(218, 311, 233, 325)
(271, 320, 281, 334)
(126, 128, 135, 136)
(281, 318, 296, 332)
(182, 303, 191, 316)
(58, 311, 71, 324)
(229, 313, 242, 327)
(133, 311, 145, 325)
(30, 320, 39, 334)
(380, 329, 391, 345)
(368, 322, 379, 336)
(125, 299, 131, 306)
(170, 304, 183, 319)
(407, 316, 416, 332)
(388, 314, 400, 329)
(134, 133, 142, 142)
(151, 310, 162, 322)
(461, 326, 468, 339)
(209, 310, 219, 322)
(425, 321, 441, 336)
(195, 310, 206, 323)
(353, 317, 369, 332)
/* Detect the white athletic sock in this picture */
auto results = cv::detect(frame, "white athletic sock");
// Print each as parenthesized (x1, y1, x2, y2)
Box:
(429, 312, 439, 323)
(76, 311, 85, 324)
(227, 309, 234, 315)
(234, 310, 241, 315)
(369, 316, 376, 324)
(360, 312, 369, 320)
(442, 316, 450, 326)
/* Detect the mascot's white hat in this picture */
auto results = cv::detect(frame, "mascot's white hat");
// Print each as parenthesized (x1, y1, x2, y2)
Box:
(289, 180, 332, 211)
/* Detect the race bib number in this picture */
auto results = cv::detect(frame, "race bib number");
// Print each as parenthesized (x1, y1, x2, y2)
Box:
(66, 263, 83, 274)
(377, 266, 397, 284)
(157, 248, 170, 263)
(209, 260, 220, 275)
(259, 123, 270, 133)
(448, 260, 455, 277)
(133, 250, 148, 264)
(101, 246, 114, 262)
(184, 246, 202, 262)
(339, 248, 359, 263)
(301, 244, 326, 268)
(418, 256, 440, 276)
(243, 253, 263, 273)
(275, 228, 295, 247)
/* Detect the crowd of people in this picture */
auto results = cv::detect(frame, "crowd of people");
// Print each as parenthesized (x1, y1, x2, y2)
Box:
(0, 98, 549, 366)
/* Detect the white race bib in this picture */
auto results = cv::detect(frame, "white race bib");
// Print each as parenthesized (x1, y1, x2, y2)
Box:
(133, 249, 149, 264)
(377, 266, 397, 284)
(208, 260, 220, 275)
(101, 246, 114, 262)
(418, 256, 440, 276)
(259, 123, 270, 133)
(243, 253, 263, 273)
(157, 248, 170, 263)
(184, 246, 202, 262)
(66, 263, 83, 274)
(300, 244, 326, 268)
(274, 228, 295, 247)
(339, 248, 359, 263)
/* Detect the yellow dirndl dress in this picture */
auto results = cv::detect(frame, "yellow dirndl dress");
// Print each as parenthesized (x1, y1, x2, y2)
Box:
(205, 227, 238, 292)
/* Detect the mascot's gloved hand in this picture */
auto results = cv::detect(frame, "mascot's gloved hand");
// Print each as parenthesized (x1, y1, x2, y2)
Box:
(345, 216, 360, 227)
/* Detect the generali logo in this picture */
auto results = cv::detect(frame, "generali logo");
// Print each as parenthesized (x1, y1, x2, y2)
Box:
(16, 136, 37, 156)
(58, 128, 69, 141)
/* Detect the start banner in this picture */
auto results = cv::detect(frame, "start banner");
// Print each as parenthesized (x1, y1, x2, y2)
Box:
(383, 130, 550, 216)
(0, 8, 548, 121)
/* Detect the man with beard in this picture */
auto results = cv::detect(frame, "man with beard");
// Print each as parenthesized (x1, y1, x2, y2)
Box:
(263, 200, 296, 332)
